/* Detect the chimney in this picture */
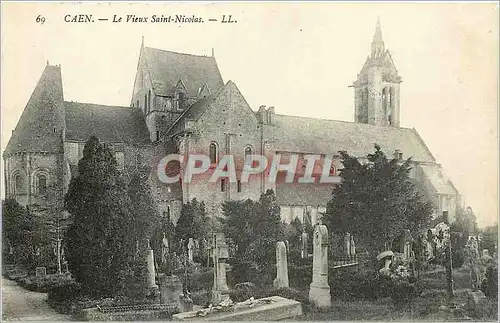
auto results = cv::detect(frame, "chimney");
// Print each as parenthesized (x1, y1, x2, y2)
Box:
(267, 106, 275, 125)
(257, 105, 267, 123)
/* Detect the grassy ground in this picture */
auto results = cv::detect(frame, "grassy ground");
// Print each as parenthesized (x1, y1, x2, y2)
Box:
(296, 266, 498, 321)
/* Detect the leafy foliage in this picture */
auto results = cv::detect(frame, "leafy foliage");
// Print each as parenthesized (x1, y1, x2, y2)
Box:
(2, 198, 36, 266)
(325, 144, 433, 255)
(221, 189, 283, 285)
(128, 170, 160, 242)
(175, 198, 208, 251)
(64, 136, 135, 296)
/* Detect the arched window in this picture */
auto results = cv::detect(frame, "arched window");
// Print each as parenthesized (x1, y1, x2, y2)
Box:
(37, 175, 47, 194)
(244, 146, 252, 158)
(32, 170, 49, 195)
(209, 142, 218, 164)
(12, 172, 22, 195)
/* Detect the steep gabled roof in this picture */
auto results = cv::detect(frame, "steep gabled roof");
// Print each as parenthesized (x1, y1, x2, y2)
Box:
(64, 102, 150, 145)
(4, 65, 65, 156)
(270, 114, 436, 163)
(142, 47, 224, 97)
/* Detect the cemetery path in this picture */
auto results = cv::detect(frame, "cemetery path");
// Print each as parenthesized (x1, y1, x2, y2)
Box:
(2, 278, 72, 321)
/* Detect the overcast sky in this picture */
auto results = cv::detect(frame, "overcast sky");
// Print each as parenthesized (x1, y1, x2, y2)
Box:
(1, 2, 498, 227)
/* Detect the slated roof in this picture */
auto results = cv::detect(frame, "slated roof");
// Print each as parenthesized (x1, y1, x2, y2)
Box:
(64, 102, 150, 145)
(276, 183, 332, 206)
(143, 47, 224, 97)
(4, 65, 65, 155)
(271, 114, 436, 163)
(419, 164, 457, 195)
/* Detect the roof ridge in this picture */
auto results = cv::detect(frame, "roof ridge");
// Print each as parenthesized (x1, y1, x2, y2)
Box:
(144, 46, 214, 59)
(64, 101, 132, 109)
(274, 113, 415, 131)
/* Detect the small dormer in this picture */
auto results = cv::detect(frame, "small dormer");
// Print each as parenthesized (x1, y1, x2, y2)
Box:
(197, 83, 211, 99)
(174, 80, 188, 111)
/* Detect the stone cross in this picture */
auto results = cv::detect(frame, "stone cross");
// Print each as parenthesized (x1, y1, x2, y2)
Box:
(145, 239, 158, 289)
(212, 233, 230, 305)
(187, 238, 195, 264)
(309, 224, 331, 309)
(273, 241, 289, 288)
(301, 232, 308, 259)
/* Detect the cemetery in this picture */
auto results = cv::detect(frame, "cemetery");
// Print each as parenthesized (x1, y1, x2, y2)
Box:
(2, 140, 498, 321)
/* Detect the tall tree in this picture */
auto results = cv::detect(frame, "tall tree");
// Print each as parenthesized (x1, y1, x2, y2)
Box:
(325, 144, 433, 255)
(64, 136, 135, 296)
(30, 184, 70, 273)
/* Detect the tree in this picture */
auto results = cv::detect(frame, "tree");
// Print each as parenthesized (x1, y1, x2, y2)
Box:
(325, 144, 433, 255)
(221, 189, 283, 268)
(30, 184, 70, 273)
(64, 136, 135, 296)
(2, 198, 35, 266)
(128, 169, 160, 243)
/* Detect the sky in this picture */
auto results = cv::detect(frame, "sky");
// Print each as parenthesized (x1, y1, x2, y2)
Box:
(1, 2, 498, 227)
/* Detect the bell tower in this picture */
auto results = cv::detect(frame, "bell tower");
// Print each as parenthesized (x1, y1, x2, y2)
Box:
(352, 19, 402, 127)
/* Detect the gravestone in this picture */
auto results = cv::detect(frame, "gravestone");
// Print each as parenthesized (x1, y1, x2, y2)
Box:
(145, 239, 158, 289)
(344, 232, 351, 257)
(273, 241, 289, 288)
(402, 230, 412, 260)
(309, 224, 331, 309)
(301, 232, 308, 259)
(350, 234, 356, 257)
(161, 232, 169, 264)
(212, 233, 230, 305)
(35, 266, 46, 277)
(187, 238, 195, 264)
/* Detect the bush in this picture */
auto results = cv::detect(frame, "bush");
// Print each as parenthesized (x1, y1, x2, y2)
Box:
(228, 259, 275, 288)
(329, 268, 383, 300)
(18, 273, 75, 293)
(48, 281, 82, 302)
(288, 262, 312, 289)
(481, 265, 498, 299)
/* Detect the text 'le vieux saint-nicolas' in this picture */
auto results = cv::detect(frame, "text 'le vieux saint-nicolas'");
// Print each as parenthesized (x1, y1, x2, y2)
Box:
(64, 14, 237, 24)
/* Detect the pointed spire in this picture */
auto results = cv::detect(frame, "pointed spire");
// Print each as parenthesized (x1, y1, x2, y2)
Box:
(371, 17, 385, 58)
(373, 17, 383, 43)
(211, 48, 214, 57)
(141, 36, 144, 49)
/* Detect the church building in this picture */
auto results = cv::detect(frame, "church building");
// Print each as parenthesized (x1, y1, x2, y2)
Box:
(3, 20, 459, 225)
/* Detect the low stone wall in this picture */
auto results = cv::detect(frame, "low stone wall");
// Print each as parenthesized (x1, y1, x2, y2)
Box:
(80, 304, 178, 321)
